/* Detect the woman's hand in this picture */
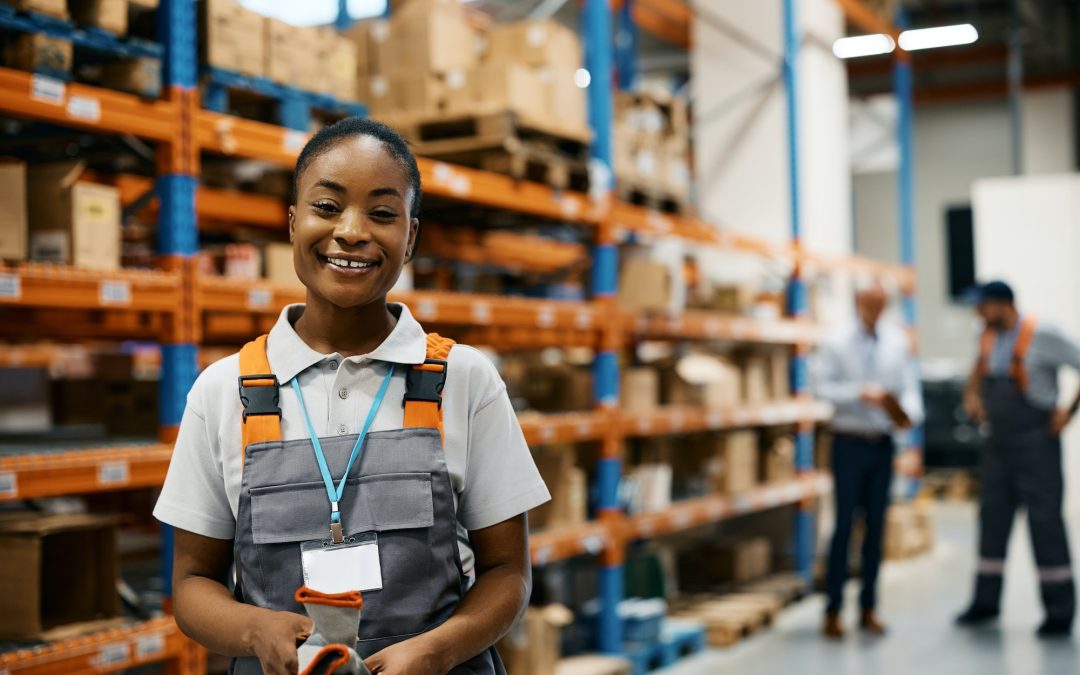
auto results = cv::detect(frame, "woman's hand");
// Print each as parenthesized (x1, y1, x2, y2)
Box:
(364, 635, 449, 675)
(963, 390, 986, 424)
(251, 611, 313, 675)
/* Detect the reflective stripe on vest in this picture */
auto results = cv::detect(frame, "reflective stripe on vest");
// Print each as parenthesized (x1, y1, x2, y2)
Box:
(977, 315, 1038, 392)
(237, 331, 456, 449)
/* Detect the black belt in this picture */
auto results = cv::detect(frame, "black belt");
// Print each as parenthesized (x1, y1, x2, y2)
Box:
(832, 429, 891, 444)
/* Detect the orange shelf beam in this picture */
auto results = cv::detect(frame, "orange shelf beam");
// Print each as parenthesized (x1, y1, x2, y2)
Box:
(0, 264, 181, 313)
(529, 521, 614, 566)
(0, 616, 203, 675)
(834, 0, 900, 39)
(0, 67, 178, 142)
(115, 175, 288, 231)
(626, 311, 821, 345)
(0, 443, 173, 502)
(623, 399, 833, 438)
(625, 472, 832, 540)
(518, 410, 613, 447)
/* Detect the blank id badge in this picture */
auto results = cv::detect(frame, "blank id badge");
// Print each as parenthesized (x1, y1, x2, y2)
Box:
(300, 532, 383, 594)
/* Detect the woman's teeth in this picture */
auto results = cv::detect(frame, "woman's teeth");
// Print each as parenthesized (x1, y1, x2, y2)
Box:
(326, 257, 375, 269)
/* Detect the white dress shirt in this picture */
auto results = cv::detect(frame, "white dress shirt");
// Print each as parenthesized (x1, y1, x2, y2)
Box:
(813, 321, 925, 435)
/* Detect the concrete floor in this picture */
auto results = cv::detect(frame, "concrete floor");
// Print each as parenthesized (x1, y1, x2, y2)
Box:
(665, 502, 1080, 675)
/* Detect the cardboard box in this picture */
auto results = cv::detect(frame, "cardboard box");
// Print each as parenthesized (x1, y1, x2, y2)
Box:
(530, 447, 587, 531)
(346, 19, 393, 76)
(202, 0, 265, 77)
(0, 513, 119, 639)
(497, 605, 574, 675)
(392, 70, 450, 117)
(549, 63, 588, 136)
(717, 537, 772, 582)
(70, 0, 127, 35)
(627, 463, 672, 514)
(3, 33, 72, 78)
(27, 163, 120, 270)
(487, 20, 582, 74)
(884, 502, 933, 561)
(454, 63, 547, 122)
(2, 0, 67, 19)
(315, 30, 359, 100)
(715, 431, 758, 494)
(522, 364, 593, 413)
(264, 242, 300, 288)
(555, 656, 632, 675)
(742, 355, 770, 405)
(388, 0, 479, 75)
(701, 357, 742, 410)
(618, 258, 670, 312)
(94, 57, 161, 98)
(265, 19, 320, 88)
(762, 435, 796, 484)
(621, 367, 659, 413)
(768, 350, 790, 400)
(0, 160, 27, 261)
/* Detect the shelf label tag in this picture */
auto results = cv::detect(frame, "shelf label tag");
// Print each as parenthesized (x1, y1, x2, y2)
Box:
(581, 534, 604, 554)
(100, 280, 132, 305)
(537, 306, 555, 328)
(471, 301, 492, 324)
(98, 461, 130, 486)
(672, 510, 693, 530)
(247, 288, 272, 309)
(67, 95, 101, 122)
(135, 633, 166, 659)
(283, 130, 307, 153)
(415, 299, 437, 320)
(533, 545, 552, 567)
(30, 75, 65, 105)
(0, 274, 20, 299)
(574, 310, 592, 329)
(93, 643, 130, 668)
(0, 472, 16, 498)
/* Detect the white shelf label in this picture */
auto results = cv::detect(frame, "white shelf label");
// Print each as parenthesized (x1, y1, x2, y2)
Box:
(135, 633, 165, 659)
(0, 472, 16, 498)
(100, 280, 132, 306)
(574, 310, 592, 329)
(30, 75, 65, 104)
(540, 427, 555, 442)
(93, 643, 130, 668)
(247, 288, 272, 309)
(67, 95, 101, 122)
(672, 510, 693, 529)
(537, 306, 555, 328)
(707, 412, 724, 428)
(282, 130, 307, 153)
(416, 299, 437, 320)
(98, 461, 130, 486)
(533, 546, 552, 566)
(581, 535, 604, 554)
(576, 423, 592, 439)
(0, 274, 20, 299)
(471, 301, 492, 324)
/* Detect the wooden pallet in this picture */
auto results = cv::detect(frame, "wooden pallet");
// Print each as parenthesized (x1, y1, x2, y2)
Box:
(201, 67, 365, 130)
(736, 573, 809, 608)
(669, 593, 782, 648)
(615, 179, 688, 215)
(387, 110, 591, 192)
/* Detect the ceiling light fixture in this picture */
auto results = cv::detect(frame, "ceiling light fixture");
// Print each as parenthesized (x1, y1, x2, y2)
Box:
(832, 33, 896, 59)
(898, 23, 979, 51)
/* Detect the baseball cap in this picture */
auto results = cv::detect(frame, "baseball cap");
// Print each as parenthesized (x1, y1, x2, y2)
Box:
(964, 280, 1015, 304)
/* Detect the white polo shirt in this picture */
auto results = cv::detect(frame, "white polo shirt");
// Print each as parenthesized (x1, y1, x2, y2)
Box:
(153, 303, 550, 575)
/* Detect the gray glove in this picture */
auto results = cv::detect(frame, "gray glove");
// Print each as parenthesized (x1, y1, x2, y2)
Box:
(295, 587, 372, 675)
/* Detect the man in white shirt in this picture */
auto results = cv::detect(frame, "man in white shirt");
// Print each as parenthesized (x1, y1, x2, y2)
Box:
(813, 280, 924, 639)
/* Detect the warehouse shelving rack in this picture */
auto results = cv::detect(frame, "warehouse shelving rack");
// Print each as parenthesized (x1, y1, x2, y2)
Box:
(0, 0, 915, 671)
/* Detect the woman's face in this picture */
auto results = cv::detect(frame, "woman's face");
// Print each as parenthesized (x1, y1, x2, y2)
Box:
(289, 135, 417, 309)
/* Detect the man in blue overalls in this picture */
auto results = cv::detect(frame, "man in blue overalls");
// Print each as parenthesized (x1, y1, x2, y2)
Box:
(957, 281, 1080, 637)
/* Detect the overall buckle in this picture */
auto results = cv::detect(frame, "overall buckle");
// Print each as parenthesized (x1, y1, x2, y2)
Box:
(403, 359, 447, 409)
(238, 374, 281, 421)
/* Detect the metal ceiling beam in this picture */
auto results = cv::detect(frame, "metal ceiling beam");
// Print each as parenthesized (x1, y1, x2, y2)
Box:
(834, 0, 900, 38)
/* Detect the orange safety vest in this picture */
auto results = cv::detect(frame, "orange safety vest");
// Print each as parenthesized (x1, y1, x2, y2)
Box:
(237, 332, 456, 451)
(977, 315, 1038, 392)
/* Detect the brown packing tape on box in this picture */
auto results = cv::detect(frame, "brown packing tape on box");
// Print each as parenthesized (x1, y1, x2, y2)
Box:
(0, 160, 27, 261)
(0, 513, 120, 639)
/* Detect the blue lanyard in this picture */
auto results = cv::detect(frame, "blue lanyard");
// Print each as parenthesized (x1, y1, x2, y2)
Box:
(291, 363, 395, 543)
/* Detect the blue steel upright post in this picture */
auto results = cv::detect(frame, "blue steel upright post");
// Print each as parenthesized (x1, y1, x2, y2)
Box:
(614, 0, 638, 91)
(156, 0, 199, 599)
(782, 0, 815, 585)
(583, 0, 623, 656)
(893, 10, 921, 498)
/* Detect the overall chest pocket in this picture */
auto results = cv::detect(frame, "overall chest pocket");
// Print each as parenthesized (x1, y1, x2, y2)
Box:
(247, 472, 436, 615)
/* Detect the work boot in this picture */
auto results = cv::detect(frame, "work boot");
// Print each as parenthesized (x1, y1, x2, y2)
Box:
(955, 606, 999, 626)
(822, 612, 844, 639)
(860, 609, 887, 636)
(1036, 618, 1073, 638)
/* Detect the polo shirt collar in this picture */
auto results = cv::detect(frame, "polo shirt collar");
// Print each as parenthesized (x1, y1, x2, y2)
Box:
(266, 302, 428, 383)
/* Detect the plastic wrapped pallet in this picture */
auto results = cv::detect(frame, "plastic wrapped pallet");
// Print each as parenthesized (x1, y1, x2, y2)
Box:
(201, 0, 265, 77)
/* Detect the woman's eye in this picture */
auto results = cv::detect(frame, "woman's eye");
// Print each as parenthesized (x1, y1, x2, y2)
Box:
(371, 210, 397, 219)
(312, 202, 339, 214)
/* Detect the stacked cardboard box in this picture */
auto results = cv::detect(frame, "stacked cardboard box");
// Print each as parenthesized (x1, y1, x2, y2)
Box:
(617, 257, 670, 312)
(3, 0, 68, 19)
(3, 33, 72, 78)
(26, 162, 121, 270)
(264, 242, 302, 288)
(530, 447, 587, 531)
(613, 89, 691, 202)
(497, 605, 574, 675)
(70, 0, 128, 36)
(201, 0, 265, 78)
(761, 434, 796, 484)
(0, 160, 27, 261)
(315, 27, 359, 101)
(677, 537, 772, 589)
(264, 19, 321, 89)
(622, 367, 660, 413)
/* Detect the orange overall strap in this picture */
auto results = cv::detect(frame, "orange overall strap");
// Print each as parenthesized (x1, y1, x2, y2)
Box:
(1011, 315, 1038, 392)
(403, 333, 456, 440)
(239, 335, 282, 453)
(976, 328, 995, 378)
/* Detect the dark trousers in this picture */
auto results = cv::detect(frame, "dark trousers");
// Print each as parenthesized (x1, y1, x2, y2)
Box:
(826, 434, 894, 613)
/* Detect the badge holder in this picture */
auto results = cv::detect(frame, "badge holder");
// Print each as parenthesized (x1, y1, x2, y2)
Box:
(301, 532, 383, 595)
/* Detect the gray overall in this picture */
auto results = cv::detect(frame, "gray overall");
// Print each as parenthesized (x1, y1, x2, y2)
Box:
(230, 381, 505, 674)
(970, 374, 1076, 622)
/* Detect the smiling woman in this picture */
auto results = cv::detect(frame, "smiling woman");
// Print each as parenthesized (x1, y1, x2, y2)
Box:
(155, 118, 550, 675)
